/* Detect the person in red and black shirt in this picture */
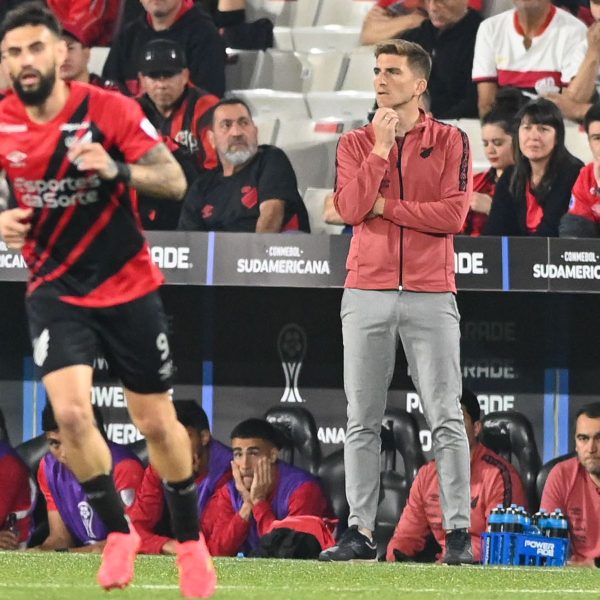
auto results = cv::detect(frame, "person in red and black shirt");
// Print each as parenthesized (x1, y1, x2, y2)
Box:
(131, 401, 231, 555)
(136, 38, 219, 230)
(60, 28, 106, 88)
(484, 98, 583, 236)
(103, 0, 225, 98)
(202, 419, 331, 557)
(0, 5, 215, 596)
(560, 103, 600, 237)
(178, 98, 310, 233)
(0, 409, 35, 550)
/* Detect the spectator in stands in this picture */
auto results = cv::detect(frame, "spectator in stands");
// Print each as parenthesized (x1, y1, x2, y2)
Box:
(47, 0, 122, 46)
(60, 28, 105, 86)
(103, 0, 226, 97)
(540, 402, 600, 566)
(178, 98, 310, 233)
(0, 408, 35, 550)
(483, 98, 583, 236)
(544, 0, 600, 123)
(131, 401, 231, 555)
(560, 104, 600, 237)
(35, 403, 144, 552)
(461, 88, 524, 236)
(397, 0, 481, 118)
(472, 0, 587, 117)
(201, 418, 331, 556)
(386, 389, 528, 563)
(136, 38, 219, 230)
(360, 0, 427, 46)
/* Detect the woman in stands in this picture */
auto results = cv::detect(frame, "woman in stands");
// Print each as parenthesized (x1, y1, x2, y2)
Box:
(484, 98, 584, 236)
(462, 89, 525, 236)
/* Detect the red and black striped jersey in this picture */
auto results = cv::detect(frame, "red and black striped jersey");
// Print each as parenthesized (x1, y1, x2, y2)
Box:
(0, 82, 164, 307)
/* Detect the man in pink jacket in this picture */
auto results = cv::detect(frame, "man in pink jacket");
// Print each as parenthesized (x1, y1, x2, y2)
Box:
(319, 39, 472, 564)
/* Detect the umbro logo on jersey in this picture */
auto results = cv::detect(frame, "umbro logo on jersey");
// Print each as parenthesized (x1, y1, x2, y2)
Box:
(7, 150, 27, 167)
(59, 121, 90, 132)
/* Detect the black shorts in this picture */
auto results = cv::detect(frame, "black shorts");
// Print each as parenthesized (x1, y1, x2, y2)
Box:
(26, 290, 174, 394)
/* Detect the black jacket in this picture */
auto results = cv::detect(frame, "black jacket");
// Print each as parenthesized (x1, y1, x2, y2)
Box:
(401, 9, 481, 119)
(103, 3, 225, 97)
(484, 155, 584, 237)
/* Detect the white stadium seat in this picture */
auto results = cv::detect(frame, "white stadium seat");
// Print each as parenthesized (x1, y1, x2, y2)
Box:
(273, 26, 295, 50)
(564, 125, 593, 164)
(253, 115, 280, 145)
(225, 49, 263, 91)
(314, 0, 377, 26)
(303, 187, 345, 234)
(226, 89, 310, 119)
(341, 49, 377, 92)
(281, 139, 339, 193)
(260, 0, 322, 26)
(292, 25, 361, 52)
(89, 46, 110, 77)
(306, 90, 373, 121)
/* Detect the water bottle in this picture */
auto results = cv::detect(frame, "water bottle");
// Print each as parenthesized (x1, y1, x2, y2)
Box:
(503, 507, 518, 533)
(534, 509, 550, 536)
(488, 507, 504, 532)
(547, 509, 569, 539)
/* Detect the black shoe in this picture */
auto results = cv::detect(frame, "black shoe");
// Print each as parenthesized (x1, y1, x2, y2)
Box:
(442, 529, 473, 565)
(318, 525, 377, 561)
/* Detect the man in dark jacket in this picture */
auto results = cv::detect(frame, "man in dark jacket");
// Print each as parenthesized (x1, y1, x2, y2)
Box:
(400, 0, 480, 119)
(103, 0, 225, 97)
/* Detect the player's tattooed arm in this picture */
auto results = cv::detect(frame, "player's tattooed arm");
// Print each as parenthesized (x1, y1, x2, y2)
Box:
(132, 143, 187, 200)
(67, 141, 187, 200)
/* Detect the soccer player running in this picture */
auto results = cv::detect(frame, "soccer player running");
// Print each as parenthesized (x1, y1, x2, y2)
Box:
(319, 39, 473, 564)
(0, 4, 215, 597)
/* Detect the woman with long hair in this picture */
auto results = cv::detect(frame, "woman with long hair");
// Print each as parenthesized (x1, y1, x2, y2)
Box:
(484, 98, 583, 236)
(462, 89, 525, 236)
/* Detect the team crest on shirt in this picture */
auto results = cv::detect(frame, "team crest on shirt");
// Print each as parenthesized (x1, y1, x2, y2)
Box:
(6, 150, 27, 167)
(240, 186, 258, 209)
(33, 329, 50, 367)
(202, 205, 214, 219)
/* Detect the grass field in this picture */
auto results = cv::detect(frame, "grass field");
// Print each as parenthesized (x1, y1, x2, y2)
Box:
(1, 553, 599, 600)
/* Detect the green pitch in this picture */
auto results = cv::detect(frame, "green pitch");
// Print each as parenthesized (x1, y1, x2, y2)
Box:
(1, 552, 599, 600)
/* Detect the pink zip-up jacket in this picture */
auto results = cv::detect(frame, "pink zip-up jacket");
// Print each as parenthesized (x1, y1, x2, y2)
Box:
(334, 111, 472, 292)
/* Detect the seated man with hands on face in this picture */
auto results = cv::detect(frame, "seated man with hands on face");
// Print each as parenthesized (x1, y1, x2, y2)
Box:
(201, 418, 332, 557)
(130, 400, 231, 555)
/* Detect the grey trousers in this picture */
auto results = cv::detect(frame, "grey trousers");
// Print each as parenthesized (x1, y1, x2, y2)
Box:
(342, 288, 471, 532)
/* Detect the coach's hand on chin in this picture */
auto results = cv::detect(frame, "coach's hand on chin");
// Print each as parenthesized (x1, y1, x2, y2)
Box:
(0, 207, 33, 250)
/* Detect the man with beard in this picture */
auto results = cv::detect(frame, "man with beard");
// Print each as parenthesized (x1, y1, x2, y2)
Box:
(540, 403, 600, 567)
(177, 98, 310, 232)
(0, 4, 216, 597)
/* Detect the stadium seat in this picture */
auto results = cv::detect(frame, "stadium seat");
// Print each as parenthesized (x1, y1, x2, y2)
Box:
(453, 119, 490, 172)
(314, 0, 377, 26)
(303, 187, 345, 234)
(299, 50, 349, 92)
(374, 470, 408, 556)
(482, 0, 514, 18)
(275, 117, 354, 145)
(89, 46, 110, 77)
(535, 451, 576, 507)
(225, 49, 264, 91)
(261, 0, 322, 27)
(564, 125, 593, 164)
(306, 90, 373, 121)
(341, 49, 377, 92)
(318, 448, 349, 532)
(480, 411, 542, 511)
(264, 405, 322, 474)
(292, 26, 361, 53)
(281, 138, 338, 193)
(273, 26, 295, 51)
(253, 114, 280, 145)
(226, 89, 310, 119)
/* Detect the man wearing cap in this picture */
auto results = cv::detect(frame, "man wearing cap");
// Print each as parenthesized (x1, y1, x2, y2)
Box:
(177, 97, 310, 233)
(130, 401, 231, 555)
(136, 38, 219, 229)
(201, 418, 331, 556)
(103, 0, 225, 97)
(60, 28, 105, 87)
(386, 389, 527, 563)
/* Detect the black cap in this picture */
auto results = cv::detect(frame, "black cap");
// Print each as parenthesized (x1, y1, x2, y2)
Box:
(139, 38, 187, 77)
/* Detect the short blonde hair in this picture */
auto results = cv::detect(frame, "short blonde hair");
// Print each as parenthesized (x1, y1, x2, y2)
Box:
(374, 39, 431, 80)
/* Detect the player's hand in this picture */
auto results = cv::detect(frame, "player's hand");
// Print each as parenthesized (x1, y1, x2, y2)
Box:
(470, 192, 493, 215)
(0, 207, 33, 250)
(0, 530, 19, 550)
(249, 456, 273, 504)
(367, 194, 386, 219)
(67, 142, 119, 180)
(231, 460, 251, 504)
(372, 108, 399, 158)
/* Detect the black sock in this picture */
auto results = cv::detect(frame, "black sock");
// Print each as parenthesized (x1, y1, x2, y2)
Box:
(81, 474, 129, 534)
(163, 476, 200, 543)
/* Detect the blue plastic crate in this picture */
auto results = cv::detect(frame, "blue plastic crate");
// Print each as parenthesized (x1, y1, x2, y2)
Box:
(481, 532, 569, 567)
